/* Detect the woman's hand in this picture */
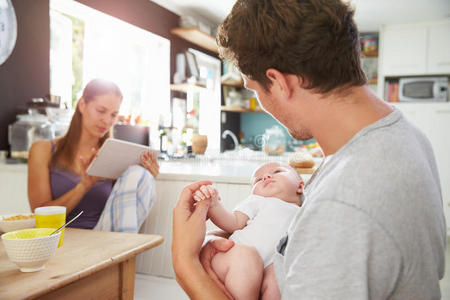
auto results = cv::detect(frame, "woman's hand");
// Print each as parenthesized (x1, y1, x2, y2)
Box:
(141, 151, 159, 178)
(78, 148, 100, 191)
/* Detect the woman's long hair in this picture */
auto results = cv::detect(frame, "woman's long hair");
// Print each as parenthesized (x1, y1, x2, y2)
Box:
(50, 79, 123, 169)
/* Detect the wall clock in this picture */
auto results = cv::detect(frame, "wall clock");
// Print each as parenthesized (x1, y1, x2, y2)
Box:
(0, 0, 17, 66)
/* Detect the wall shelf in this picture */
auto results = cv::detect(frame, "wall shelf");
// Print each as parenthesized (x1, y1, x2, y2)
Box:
(222, 80, 244, 88)
(361, 50, 378, 57)
(221, 106, 264, 113)
(170, 27, 218, 54)
(170, 83, 206, 93)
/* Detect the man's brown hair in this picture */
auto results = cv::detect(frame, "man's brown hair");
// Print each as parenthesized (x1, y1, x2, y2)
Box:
(217, 0, 367, 93)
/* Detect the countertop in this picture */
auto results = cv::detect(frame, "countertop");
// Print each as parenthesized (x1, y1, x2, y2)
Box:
(0, 153, 320, 184)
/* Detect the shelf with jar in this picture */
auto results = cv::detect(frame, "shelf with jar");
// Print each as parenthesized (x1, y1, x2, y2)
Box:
(221, 105, 264, 113)
(170, 27, 218, 54)
(222, 83, 263, 113)
(221, 60, 260, 113)
(360, 33, 379, 86)
(170, 83, 207, 94)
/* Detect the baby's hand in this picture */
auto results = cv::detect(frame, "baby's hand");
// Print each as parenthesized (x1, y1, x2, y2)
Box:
(193, 185, 219, 207)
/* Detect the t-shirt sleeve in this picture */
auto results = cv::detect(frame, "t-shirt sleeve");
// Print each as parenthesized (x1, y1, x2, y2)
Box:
(277, 200, 402, 299)
(233, 194, 263, 219)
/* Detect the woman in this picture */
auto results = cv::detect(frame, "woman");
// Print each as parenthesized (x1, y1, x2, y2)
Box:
(28, 79, 159, 232)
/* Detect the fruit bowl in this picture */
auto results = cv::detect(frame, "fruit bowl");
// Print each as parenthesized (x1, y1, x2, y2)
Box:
(0, 213, 35, 233)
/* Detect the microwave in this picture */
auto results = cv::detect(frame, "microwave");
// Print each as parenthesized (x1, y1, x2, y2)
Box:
(398, 77, 448, 102)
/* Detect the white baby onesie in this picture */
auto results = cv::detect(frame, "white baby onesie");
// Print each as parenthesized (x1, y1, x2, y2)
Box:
(229, 195, 299, 267)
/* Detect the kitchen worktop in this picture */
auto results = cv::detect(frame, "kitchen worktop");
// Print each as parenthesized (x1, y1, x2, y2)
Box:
(0, 153, 319, 184)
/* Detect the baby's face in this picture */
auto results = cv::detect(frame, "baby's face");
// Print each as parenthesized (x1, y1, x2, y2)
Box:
(251, 162, 302, 204)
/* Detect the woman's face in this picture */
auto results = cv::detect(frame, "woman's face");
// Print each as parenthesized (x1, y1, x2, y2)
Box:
(79, 92, 121, 138)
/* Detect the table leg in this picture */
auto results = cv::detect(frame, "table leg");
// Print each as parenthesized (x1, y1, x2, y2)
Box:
(120, 256, 136, 300)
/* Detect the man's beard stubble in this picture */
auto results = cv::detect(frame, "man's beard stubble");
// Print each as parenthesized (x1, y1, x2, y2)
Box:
(288, 127, 313, 141)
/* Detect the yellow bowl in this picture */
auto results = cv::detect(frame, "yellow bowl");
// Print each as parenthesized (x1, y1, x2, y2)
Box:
(2, 228, 61, 272)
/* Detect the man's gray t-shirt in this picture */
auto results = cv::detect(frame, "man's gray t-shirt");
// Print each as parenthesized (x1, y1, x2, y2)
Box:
(273, 108, 446, 299)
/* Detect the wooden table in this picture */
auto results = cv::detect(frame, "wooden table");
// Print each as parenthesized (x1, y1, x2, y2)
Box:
(0, 228, 163, 300)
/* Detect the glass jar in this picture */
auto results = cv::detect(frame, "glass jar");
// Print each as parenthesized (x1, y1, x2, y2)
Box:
(8, 111, 55, 159)
(262, 125, 286, 155)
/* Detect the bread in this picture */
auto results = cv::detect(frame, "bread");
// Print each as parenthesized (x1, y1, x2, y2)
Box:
(289, 151, 315, 169)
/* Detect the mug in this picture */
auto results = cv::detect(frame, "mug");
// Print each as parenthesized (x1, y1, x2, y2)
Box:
(35, 206, 66, 247)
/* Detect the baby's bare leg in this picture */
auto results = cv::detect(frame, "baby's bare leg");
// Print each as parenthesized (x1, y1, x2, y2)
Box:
(260, 264, 281, 300)
(211, 244, 264, 300)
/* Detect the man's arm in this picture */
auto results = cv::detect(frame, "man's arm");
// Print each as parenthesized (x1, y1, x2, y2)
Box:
(172, 181, 230, 300)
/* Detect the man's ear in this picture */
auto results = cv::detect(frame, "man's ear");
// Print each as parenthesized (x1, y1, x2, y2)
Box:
(266, 68, 291, 99)
(266, 69, 303, 100)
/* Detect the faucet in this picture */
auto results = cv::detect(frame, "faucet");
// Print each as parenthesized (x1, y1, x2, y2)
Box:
(222, 130, 239, 151)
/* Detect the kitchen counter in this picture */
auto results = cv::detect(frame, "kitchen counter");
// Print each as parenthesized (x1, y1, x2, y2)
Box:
(158, 150, 320, 183)
(0, 158, 319, 278)
(0, 154, 319, 184)
(159, 159, 271, 183)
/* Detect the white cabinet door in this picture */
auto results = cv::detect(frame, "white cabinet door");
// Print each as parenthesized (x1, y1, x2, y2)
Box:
(0, 166, 29, 214)
(427, 20, 450, 74)
(382, 25, 427, 76)
(395, 103, 450, 235)
(136, 179, 186, 278)
(136, 179, 252, 278)
(427, 106, 450, 235)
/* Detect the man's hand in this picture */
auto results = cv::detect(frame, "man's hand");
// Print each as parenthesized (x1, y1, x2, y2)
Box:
(200, 237, 235, 299)
(172, 180, 213, 269)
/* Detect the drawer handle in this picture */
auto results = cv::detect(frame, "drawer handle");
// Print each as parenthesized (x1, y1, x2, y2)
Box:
(436, 110, 450, 114)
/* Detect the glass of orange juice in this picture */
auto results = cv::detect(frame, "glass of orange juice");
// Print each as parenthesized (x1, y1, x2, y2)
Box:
(35, 206, 66, 247)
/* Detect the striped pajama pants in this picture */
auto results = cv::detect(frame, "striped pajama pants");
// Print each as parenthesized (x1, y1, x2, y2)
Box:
(94, 165, 156, 233)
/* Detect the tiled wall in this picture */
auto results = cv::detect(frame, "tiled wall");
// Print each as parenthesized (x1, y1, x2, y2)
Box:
(240, 113, 316, 151)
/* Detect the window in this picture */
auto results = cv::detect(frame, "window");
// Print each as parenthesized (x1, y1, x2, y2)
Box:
(50, 0, 171, 144)
(188, 49, 221, 151)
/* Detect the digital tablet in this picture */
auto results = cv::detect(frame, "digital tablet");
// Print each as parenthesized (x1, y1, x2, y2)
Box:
(86, 138, 157, 179)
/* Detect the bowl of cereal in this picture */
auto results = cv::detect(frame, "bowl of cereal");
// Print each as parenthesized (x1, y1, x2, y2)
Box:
(0, 213, 35, 233)
(2, 228, 61, 272)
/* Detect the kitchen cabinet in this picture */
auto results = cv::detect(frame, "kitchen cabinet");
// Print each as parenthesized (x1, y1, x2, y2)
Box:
(0, 164, 29, 214)
(379, 19, 450, 77)
(428, 21, 450, 74)
(380, 24, 428, 76)
(393, 103, 450, 234)
(137, 178, 252, 278)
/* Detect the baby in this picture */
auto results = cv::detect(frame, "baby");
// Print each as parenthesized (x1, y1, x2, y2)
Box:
(193, 162, 304, 300)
